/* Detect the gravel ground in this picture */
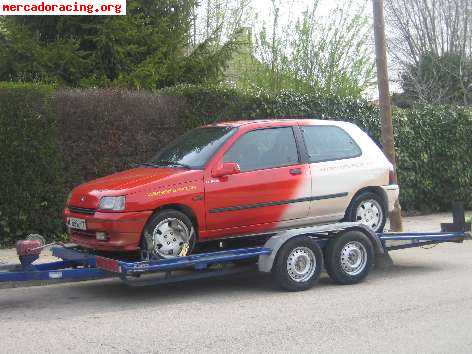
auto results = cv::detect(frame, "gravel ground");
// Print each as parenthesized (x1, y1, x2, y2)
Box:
(0, 213, 471, 353)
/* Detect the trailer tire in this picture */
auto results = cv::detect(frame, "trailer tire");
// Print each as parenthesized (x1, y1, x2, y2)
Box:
(325, 230, 373, 285)
(272, 237, 323, 292)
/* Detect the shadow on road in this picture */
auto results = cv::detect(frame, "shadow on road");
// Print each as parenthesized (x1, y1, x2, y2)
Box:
(0, 259, 453, 318)
(371, 262, 449, 278)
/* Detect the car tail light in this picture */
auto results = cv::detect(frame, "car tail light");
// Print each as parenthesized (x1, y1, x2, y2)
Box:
(389, 168, 396, 185)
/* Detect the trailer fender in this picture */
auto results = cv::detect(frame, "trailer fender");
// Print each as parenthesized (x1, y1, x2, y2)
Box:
(341, 224, 385, 255)
(258, 233, 308, 273)
(258, 223, 384, 273)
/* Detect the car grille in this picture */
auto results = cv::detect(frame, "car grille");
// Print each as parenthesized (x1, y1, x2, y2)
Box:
(68, 206, 96, 215)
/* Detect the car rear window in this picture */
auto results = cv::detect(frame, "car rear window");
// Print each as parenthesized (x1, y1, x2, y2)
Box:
(301, 125, 362, 163)
(223, 127, 299, 172)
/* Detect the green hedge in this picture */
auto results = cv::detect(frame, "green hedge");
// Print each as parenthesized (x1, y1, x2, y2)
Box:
(394, 105, 472, 211)
(0, 83, 64, 246)
(55, 89, 188, 189)
(161, 84, 380, 133)
(0, 83, 471, 246)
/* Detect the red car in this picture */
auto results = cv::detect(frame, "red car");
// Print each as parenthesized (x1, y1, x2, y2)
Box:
(65, 119, 399, 259)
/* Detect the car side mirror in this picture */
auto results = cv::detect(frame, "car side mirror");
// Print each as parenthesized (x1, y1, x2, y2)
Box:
(211, 162, 241, 178)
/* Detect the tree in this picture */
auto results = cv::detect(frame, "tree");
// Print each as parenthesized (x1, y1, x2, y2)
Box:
(396, 52, 472, 106)
(386, 0, 472, 65)
(238, 0, 376, 98)
(385, 0, 472, 105)
(190, 0, 253, 47)
(0, 0, 237, 89)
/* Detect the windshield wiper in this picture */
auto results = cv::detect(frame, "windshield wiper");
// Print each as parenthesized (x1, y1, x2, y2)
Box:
(134, 162, 161, 168)
(154, 161, 192, 169)
(137, 161, 191, 169)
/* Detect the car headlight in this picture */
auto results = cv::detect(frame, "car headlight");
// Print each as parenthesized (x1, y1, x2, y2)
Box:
(98, 196, 126, 211)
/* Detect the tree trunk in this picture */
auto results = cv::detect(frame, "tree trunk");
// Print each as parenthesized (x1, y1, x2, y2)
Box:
(372, 0, 403, 231)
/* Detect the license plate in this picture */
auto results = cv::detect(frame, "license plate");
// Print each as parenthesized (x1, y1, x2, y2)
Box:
(67, 217, 87, 230)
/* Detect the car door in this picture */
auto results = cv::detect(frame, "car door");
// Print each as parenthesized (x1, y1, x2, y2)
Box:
(204, 126, 311, 237)
(300, 124, 364, 222)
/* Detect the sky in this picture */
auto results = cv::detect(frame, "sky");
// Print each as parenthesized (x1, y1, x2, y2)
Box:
(253, 0, 370, 26)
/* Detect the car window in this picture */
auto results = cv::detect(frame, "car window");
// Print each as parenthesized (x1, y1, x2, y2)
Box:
(223, 127, 299, 172)
(301, 125, 362, 163)
(149, 126, 236, 169)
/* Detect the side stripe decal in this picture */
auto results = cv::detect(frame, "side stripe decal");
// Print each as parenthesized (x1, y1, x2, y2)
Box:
(209, 192, 348, 214)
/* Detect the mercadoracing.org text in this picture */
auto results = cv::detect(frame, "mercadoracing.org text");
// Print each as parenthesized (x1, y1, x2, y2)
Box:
(0, 0, 126, 15)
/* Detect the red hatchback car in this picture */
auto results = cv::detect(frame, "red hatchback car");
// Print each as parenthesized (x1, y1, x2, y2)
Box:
(65, 119, 399, 259)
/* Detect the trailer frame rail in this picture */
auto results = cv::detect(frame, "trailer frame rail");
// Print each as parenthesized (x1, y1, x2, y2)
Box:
(0, 207, 470, 286)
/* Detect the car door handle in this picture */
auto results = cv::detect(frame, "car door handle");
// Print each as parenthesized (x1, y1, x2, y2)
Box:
(289, 168, 302, 175)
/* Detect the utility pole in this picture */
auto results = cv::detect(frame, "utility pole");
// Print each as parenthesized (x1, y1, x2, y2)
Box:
(372, 0, 403, 231)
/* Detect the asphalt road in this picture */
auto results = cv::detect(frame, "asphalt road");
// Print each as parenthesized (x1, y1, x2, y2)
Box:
(1, 240, 472, 353)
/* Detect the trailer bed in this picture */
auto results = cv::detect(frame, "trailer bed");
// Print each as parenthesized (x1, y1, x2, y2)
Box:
(0, 223, 468, 287)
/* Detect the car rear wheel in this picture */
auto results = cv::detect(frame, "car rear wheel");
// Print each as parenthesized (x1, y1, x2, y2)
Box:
(346, 192, 387, 233)
(141, 209, 196, 260)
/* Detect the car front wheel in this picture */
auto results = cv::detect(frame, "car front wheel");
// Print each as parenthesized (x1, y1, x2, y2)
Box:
(141, 209, 196, 260)
(346, 192, 387, 233)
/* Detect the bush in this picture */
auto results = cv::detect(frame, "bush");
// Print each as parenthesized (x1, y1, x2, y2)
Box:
(394, 105, 472, 211)
(55, 89, 188, 190)
(0, 83, 471, 246)
(161, 84, 380, 133)
(0, 83, 64, 246)
(56, 85, 381, 196)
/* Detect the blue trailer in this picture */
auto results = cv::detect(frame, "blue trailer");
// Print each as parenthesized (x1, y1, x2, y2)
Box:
(1, 209, 470, 291)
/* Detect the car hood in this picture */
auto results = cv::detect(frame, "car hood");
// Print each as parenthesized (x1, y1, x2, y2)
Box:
(68, 167, 203, 209)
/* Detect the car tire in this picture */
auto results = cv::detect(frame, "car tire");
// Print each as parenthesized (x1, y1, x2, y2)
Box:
(325, 230, 374, 285)
(272, 237, 323, 292)
(141, 209, 196, 260)
(346, 191, 387, 233)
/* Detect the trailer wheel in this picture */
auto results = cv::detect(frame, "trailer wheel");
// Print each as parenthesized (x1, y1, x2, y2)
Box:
(272, 237, 323, 291)
(325, 230, 374, 285)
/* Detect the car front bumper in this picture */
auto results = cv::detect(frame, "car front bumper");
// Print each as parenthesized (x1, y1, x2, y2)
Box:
(64, 208, 153, 252)
(381, 184, 400, 212)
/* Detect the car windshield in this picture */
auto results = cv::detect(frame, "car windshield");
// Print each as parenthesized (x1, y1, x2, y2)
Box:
(147, 126, 236, 169)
